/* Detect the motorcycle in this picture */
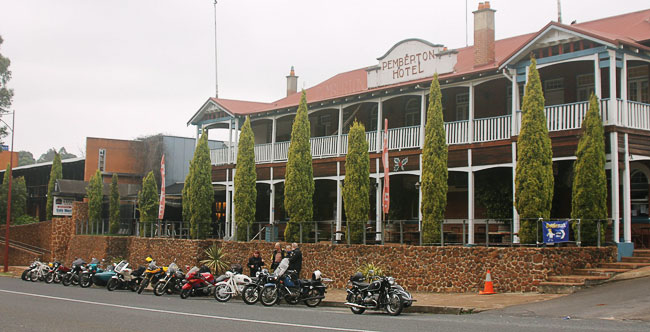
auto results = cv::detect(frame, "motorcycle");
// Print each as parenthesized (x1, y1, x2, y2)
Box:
(28, 260, 49, 282)
(344, 271, 411, 316)
(213, 265, 252, 302)
(44, 261, 67, 284)
(137, 260, 167, 294)
(80, 258, 104, 288)
(107, 261, 144, 292)
(21, 259, 42, 281)
(241, 269, 272, 305)
(62, 258, 87, 286)
(180, 266, 216, 299)
(153, 262, 184, 296)
(260, 258, 328, 307)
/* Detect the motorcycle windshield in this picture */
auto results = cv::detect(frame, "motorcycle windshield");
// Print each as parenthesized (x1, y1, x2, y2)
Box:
(168, 263, 178, 274)
(115, 261, 128, 273)
(186, 266, 199, 278)
(72, 258, 86, 266)
(273, 258, 290, 277)
(89, 258, 100, 265)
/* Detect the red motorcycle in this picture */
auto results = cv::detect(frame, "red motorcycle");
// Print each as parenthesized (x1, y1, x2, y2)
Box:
(180, 266, 218, 299)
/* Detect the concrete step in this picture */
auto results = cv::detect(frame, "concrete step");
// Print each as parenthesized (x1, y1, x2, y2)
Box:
(633, 249, 650, 257)
(547, 275, 610, 283)
(573, 268, 630, 276)
(538, 281, 585, 294)
(599, 262, 650, 269)
(622, 256, 650, 263)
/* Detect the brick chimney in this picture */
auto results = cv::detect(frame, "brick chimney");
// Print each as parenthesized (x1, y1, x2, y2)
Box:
(473, 1, 496, 67)
(286, 66, 298, 96)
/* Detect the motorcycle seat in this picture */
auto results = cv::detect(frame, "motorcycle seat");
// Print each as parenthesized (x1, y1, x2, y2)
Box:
(215, 275, 228, 283)
(352, 281, 370, 288)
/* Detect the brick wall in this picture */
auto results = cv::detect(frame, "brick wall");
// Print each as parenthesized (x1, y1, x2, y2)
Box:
(0, 221, 52, 251)
(61, 236, 617, 293)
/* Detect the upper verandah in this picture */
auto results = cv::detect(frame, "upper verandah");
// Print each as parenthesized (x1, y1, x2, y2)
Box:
(187, 7, 650, 126)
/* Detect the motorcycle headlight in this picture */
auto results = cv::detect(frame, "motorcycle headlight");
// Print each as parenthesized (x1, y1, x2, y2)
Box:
(388, 277, 395, 285)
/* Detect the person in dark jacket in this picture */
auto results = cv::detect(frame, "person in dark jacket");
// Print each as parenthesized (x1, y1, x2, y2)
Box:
(247, 250, 265, 277)
(270, 242, 284, 272)
(288, 242, 302, 276)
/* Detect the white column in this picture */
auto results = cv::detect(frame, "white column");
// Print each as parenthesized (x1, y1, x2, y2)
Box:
(376, 159, 382, 242)
(271, 117, 277, 161)
(608, 50, 618, 126)
(231, 168, 236, 239)
(621, 54, 628, 127)
(512, 141, 520, 243)
(418, 155, 422, 232)
(594, 54, 602, 98)
(467, 149, 474, 245)
(623, 133, 632, 243)
(336, 162, 343, 241)
(234, 117, 240, 162)
(337, 105, 343, 156)
(420, 91, 426, 148)
(610, 131, 620, 243)
(225, 170, 231, 239)
(376, 99, 383, 152)
(269, 167, 274, 225)
(511, 68, 519, 136)
(227, 119, 233, 164)
(468, 83, 475, 143)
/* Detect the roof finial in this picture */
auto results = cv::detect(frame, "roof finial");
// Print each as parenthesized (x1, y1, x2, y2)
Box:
(290, 66, 295, 76)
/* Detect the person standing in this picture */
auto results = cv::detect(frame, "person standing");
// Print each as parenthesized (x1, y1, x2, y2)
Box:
(288, 242, 302, 277)
(270, 242, 284, 272)
(247, 250, 265, 277)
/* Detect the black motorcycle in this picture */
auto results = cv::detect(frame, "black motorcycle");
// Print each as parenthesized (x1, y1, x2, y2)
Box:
(260, 258, 327, 307)
(242, 269, 272, 305)
(344, 272, 411, 316)
(62, 259, 87, 287)
(153, 263, 184, 296)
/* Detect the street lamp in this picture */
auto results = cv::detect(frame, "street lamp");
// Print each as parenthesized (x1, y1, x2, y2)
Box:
(2, 110, 15, 273)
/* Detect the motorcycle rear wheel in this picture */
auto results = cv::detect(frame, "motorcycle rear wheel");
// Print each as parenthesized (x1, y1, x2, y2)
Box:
(214, 284, 232, 302)
(304, 289, 322, 307)
(242, 285, 259, 305)
(44, 272, 55, 284)
(129, 279, 140, 292)
(153, 281, 166, 296)
(21, 269, 30, 281)
(107, 278, 119, 291)
(260, 287, 278, 306)
(347, 293, 365, 314)
(180, 289, 191, 299)
(30, 271, 39, 282)
(385, 293, 404, 316)
(79, 274, 93, 288)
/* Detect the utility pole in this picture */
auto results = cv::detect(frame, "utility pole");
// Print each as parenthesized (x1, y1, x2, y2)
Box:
(3, 111, 15, 273)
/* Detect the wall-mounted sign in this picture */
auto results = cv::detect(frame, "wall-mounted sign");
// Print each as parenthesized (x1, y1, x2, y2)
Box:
(53, 196, 74, 216)
(366, 39, 457, 89)
(543, 220, 569, 244)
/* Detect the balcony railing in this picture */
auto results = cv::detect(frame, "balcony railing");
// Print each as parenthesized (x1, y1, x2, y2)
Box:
(210, 99, 650, 165)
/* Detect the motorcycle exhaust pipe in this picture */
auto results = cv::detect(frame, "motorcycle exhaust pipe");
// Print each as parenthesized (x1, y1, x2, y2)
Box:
(344, 302, 368, 309)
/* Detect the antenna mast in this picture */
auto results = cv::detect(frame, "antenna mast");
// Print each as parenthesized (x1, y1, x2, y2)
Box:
(557, 0, 562, 23)
(213, 0, 219, 98)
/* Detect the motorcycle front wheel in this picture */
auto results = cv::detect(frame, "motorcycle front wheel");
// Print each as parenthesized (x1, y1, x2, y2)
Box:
(61, 274, 72, 286)
(214, 284, 232, 302)
(260, 286, 278, 306)
(107, 278, 119, 291)
(137, 278, 150, 294)
(30, 271, 39, 282)
(180, 289, 191, 299)
(153, 281, 167, 296)
(242, 285, 259, 305)
(385, 293, 404, 316)
(44, 272, 55, 284)
(304, 289, 323, 307)
(79, 274, 93, 288)
(21, 269, 30, 281)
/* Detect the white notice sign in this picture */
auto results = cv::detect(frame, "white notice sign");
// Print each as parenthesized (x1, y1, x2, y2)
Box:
(53, 196, 74, 216)
(366, 39, 457, 89)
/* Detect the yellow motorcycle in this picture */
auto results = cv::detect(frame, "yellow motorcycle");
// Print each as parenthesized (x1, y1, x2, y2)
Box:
(137, 257, 168, 294)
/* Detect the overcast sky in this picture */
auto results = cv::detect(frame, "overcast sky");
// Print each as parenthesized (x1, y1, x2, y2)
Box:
(0, 0, 648, 158)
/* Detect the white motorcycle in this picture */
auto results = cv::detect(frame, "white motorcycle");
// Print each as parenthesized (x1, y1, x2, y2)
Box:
(29, 260, 48, 282)
(213, 267, 252, 302)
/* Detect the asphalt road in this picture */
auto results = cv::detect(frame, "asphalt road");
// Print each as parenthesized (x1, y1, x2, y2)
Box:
(1, 277, 649, 332)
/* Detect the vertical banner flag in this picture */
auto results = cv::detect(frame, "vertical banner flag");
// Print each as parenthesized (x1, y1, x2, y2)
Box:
(382, 119, 390, 214)
(158, 154, 166, 220)
(543, 220, 569, 244)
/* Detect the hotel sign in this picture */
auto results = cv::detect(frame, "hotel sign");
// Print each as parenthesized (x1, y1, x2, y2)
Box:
(367, 39, 457, 89)
(53, 196, 74, 216)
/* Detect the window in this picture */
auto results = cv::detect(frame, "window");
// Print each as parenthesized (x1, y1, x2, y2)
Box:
(631, 170, 649, 217)
(98, 149, 106, 172)
(404, 98, 420, 126)
(628, 66, 649, 103)
(369, 105, 378, 131)
(456, 93, 469, 121)
(507, 84, 525, 113)
(576, 74, 595, 102)
(318, 114, 332, 136)
(544, 78, 565, 105)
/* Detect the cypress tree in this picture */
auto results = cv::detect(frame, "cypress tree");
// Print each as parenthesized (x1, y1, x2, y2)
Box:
(421, 73, 448, 244)
(46, 152, 62, 220)
(571, 93, 607, 245)
(87, 169, 103, 227)
(234, 116, 257, 241)
(109, 173, 120, 234)
(515, 57, 554, 243)
(343, 120, 370, 244)
(186, 132, 213, 238)
(138, 171, 158, 234)
(284, 91, 314, 242)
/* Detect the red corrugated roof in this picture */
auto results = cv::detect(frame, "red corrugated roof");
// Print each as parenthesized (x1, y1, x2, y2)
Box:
(206, 8, 650, 117)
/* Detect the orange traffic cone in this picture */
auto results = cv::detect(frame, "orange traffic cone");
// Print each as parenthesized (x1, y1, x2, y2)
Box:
(479, 269, 497, 295)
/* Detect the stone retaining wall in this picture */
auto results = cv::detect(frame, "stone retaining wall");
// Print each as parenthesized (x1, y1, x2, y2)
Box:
(0, 220, 52, 250)
(63, 236, 617, 293)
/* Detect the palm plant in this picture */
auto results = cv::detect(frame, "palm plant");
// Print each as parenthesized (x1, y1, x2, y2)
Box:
(199, 244, 230, 275)
(358, 262, 387, 279)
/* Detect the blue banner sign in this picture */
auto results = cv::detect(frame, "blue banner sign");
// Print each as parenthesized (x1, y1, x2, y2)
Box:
(543, 221, 569, 244)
